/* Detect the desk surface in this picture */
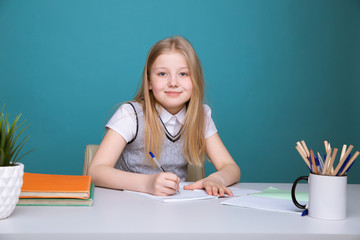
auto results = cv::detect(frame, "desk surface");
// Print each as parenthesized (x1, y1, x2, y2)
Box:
(1, 183, 360, 240)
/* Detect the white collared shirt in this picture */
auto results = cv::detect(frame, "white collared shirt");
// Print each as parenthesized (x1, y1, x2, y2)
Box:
(155, 104, 186, 137)
(106, 102, 217, 143)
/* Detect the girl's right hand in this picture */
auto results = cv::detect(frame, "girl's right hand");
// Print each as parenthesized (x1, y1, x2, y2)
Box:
(147, 172, 180, 196)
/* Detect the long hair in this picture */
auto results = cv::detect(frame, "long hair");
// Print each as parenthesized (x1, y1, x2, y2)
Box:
(134, 36, 206, 167)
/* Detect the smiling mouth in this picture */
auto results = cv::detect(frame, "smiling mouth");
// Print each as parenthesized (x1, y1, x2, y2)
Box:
(165, 91, 182, 95)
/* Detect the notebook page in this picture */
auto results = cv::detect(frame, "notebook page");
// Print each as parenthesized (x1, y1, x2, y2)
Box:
(125, 182, 260, 202)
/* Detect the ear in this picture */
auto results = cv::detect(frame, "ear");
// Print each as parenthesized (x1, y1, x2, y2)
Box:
(148, 80, 152, 90)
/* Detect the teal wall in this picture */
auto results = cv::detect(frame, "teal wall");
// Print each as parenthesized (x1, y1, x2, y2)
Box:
(1, 0, 359, 183)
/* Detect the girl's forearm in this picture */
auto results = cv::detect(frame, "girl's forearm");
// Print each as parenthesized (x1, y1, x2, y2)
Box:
(89, 165, 150, 192)
(207, 163, 241, 186)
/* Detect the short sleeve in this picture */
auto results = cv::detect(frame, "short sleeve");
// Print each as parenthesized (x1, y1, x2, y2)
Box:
(203, 104, 217, 139)
(105, 103, 137, 143)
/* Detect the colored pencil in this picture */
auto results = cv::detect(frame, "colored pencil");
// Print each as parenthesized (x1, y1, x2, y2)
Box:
(295, 145, 311, 170)
(317, 152, 324, 172)
(326, 148, 338, 175)
(324, 141, 328, 152)
(340, 145, 347, 162)
(339, 151, 359, 176)
(322, 147, 332, 175)
(333, 145, 354, 176)
(297, 141, 308, 157)
(301, 140, 310, 158)
(310, 149, 318, 174)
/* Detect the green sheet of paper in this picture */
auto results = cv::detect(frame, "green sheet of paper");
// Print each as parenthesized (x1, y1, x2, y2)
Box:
(251, 186, 309, 202)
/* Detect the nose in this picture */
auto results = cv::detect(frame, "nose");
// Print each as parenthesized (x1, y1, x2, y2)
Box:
(168, 74, 179, 87)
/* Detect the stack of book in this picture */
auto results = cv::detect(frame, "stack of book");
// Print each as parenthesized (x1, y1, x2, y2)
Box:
(17, 173, 94, 206)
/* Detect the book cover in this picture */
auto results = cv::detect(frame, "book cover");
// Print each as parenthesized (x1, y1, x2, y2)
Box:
(20, 172, 91, 199)
(17, 184, 94, 207)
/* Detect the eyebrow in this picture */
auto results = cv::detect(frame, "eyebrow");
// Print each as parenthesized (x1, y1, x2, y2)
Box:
(152, 67, 189, 70)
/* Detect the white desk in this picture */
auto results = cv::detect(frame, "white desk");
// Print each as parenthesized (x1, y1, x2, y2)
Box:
(1, 183, 360, 240)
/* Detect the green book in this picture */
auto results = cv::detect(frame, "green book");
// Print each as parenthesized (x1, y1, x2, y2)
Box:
(251, 186, 309, 202)
(17, 183, 95, 207)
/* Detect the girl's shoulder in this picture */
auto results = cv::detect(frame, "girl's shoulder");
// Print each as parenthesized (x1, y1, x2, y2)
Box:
(116, 101, 143, 115)
(106, 101, 142, 143)
(202, 104, 211, 111)
(108, 101, 142, 122)
(202, 104, 212, 115)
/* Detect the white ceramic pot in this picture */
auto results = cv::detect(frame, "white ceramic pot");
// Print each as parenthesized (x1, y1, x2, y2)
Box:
(0, 163, 24, 219)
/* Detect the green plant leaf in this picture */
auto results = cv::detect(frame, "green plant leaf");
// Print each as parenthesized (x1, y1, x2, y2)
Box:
(0, 148, 5, 166)
(11, 147, 38, 165)
(0, 116, 6, 150)
(11, 135, 29, 164)
(0, 104, 35, 166)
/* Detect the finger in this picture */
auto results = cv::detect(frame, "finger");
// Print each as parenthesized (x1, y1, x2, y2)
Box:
(156, 187, 177, 196)
(183, 180, 203, 190)
(205, 185, 213, 195)
(155, 181, 178, 196)
(224, 187, 233, 196)
(219, 187, 225, 197)
(163, 172, 179, 181)
(176, 177, 181, 191)
(152, 173, 178, 194)
(162, 186, 177, 195)
(211, 185, 219, 196)
(162, 179, 179, 192)
(161, 173, 180, 189)
(152, 183, 175, 196)
(164, 173, 181, 187)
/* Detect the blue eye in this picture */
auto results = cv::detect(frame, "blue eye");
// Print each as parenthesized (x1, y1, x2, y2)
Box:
(179, 72, 188, 77)
(159, 72, 167, 77)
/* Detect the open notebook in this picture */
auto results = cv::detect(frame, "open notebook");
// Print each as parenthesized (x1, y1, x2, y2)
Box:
(125, 182, 260, 202)
(221, 187, 308, 214)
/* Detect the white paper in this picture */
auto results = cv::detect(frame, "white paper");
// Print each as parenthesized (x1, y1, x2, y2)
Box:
(221, 195, 306, 214)
(229, 188, 261, 197)
(125, 182, 260, 203)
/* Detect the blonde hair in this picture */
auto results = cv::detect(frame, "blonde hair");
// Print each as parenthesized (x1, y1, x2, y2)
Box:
(134, 36, 206, 166)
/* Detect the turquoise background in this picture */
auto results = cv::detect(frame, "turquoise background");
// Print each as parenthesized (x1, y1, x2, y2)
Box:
(1, 0, 359, 183)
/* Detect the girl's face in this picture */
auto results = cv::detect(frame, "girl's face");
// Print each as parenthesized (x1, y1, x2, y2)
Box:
(149, 51, 193, 115)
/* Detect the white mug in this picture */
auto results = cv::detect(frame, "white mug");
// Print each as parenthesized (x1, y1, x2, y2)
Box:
(291, 173, 347, 220)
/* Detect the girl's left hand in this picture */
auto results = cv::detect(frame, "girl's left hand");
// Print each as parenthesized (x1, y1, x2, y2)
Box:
(183, 179, 233, 197)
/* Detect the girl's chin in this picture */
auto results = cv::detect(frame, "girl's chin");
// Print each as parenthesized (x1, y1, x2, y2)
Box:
(160, 104, 186, 114)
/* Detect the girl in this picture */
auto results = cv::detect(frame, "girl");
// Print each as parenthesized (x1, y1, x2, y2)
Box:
(88, 36, 240, 196)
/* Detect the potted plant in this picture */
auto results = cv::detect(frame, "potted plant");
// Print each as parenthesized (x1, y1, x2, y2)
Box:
(0, 105, 35, 219)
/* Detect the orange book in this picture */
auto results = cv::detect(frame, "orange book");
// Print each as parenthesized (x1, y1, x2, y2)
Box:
(20, 173, 91, 199)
